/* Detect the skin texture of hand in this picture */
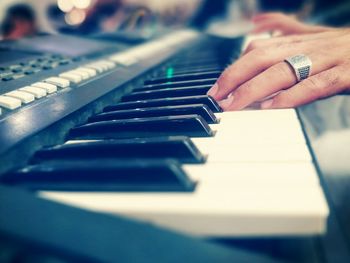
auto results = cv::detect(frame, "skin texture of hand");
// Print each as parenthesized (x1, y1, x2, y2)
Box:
(207, 29, 350, 111)
(252, 12, 331, 36)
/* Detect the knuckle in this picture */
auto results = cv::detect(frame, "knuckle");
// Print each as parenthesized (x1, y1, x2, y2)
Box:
(251, 47, 269, 60)
(305, 70, 342, 95)
(247, 40, 263, 51)
(303, 78, 323, 95)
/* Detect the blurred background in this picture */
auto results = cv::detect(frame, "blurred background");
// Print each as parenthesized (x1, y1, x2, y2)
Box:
(1, 0, 350, 41)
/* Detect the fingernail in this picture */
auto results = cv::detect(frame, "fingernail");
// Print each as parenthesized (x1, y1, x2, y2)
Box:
(207, 83, 219, 97)
(261, 99, 273, 109)
(219, 95, 235, 110)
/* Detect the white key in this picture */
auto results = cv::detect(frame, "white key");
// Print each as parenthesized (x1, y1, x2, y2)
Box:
(59, 72, 82, 83)
(208, 110, 305, 145)
(0, 95, 21, 110)
(68, 69, 89, 79)
(45, 77, 70, 88)
(31, 82, 57, 93)
(76, 67, 96, 77)
(5, 90, 35, 104)
(19, 86, 47, 98)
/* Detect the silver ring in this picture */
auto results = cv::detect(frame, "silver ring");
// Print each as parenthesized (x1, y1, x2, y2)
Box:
(284, 54, 312, 82)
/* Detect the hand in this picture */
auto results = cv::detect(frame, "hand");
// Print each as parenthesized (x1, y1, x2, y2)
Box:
(207, 29, 350, 111)
(252, 12, 331, 36)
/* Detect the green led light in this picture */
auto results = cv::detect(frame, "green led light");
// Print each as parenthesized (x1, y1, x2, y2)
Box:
(166, 67, 174, 79)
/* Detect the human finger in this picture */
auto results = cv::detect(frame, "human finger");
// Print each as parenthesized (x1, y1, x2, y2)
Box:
(243, 30, 345, 55)
(219, 52, 337, 110)
(260, 65, 349, 109)
(208, 41, 314, 101)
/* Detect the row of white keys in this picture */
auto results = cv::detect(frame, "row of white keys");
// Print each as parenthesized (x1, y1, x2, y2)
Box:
(42, 108, 329, 236)
(41, 162, 328, 236)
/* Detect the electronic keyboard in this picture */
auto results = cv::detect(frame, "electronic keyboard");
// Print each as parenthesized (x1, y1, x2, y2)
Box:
(0, 30, 329, 237)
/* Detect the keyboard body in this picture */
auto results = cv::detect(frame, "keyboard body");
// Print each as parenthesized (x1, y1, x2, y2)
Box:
(0, 30, 329, 238)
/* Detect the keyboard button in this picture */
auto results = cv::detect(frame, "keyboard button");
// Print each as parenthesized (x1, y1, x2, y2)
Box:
(104, 95, 222, 113)
(122, 85, 211, 101)
(69, 115, 214, 140)
(59, 72, 82, 83)
(33, 136, 206, 164)
(45, 77, 70, 88)
(76, 67, 96, 77)
(0, 95, 22, 110)
(31, 82, 57, 93)
(58, 59, 71, 65)
(68, 69, 89, 80)
(1, 76, 13, 81)
(5, 90, 35, 104)
(86, 64, 104, 73)
(98, 60, 116, 69)
(94, 62, 109, 71)
(19, 86, 47, 98)
(42, 64, 53, 70)
(24, 69, 35, 75)
(3, 159, 195, 192)
(91, 104, 219, 124)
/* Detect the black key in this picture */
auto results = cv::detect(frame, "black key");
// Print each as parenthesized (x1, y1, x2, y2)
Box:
(104, 95, 222, 113)
(122, 85, 211, 102)
(136, 78, 216, 92)
(32, 136, 206, 164)
(145, 71, 221, 84)
(2, 159, 195, 192)
(69, 115, 214, 140)
(91, 104, 219, 124)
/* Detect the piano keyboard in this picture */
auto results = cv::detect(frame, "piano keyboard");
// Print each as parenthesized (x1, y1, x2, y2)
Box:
(0, 30, 329, 237)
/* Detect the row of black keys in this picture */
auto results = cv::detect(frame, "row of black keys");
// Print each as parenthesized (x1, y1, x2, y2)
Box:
(1, 42, 232, 192)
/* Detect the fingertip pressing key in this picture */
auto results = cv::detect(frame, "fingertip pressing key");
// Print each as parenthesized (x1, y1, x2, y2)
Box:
(218, 95, 235, 110)
(207, 83, 219, 97)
